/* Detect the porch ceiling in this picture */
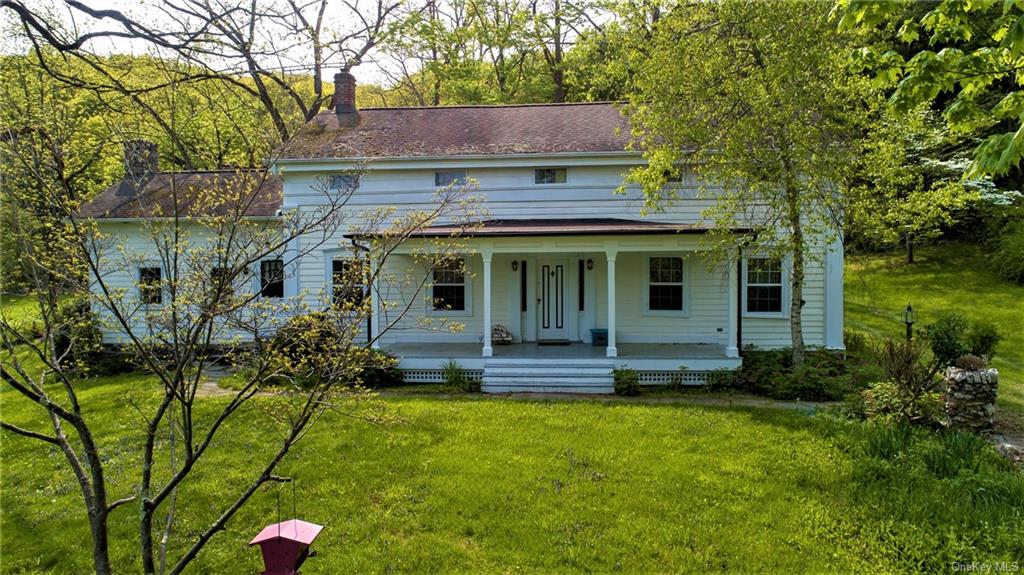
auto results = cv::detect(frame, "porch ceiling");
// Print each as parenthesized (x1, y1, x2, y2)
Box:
(385, 341, 730, 360)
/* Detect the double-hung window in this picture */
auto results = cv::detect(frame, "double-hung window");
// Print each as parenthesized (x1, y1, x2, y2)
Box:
(434, 170, 467, 187)
(432, 258, 466, 312)
(332, 258, 366, 307)
(260, 259, 285, 298)
(745, 257, 784, 314)
(139, 267, 162, 305)
(647, 256, 684, 312)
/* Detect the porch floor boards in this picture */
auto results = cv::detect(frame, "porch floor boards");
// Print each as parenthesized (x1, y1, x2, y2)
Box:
(384, 342, 729, 360)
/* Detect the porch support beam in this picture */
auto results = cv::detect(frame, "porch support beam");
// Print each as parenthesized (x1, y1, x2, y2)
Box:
(605, 249, 617, 358)
(726, 255, 739, 358)
(482, 249, 493, 357)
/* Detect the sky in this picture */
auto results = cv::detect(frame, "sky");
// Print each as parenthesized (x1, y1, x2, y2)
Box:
(1, 0, 392, 85)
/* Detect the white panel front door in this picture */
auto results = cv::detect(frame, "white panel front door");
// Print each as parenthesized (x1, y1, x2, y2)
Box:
(537, 259, 568, 340)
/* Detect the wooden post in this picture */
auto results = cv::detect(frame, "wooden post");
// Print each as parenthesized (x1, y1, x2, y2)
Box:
(482, 250, 493, 357)
(606, 250, 617, 358)
(727, 257, 739, 358)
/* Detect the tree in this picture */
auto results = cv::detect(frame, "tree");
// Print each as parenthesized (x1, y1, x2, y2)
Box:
(846, 103, 980, 262)
(838, 0, 1024, 179)
(0, 63, 483, 573)
(2, 0, 403, 147)
(617, 0, 863, 367)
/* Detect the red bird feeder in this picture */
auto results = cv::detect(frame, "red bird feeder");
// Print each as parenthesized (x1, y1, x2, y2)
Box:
(249, 519, 324, 575)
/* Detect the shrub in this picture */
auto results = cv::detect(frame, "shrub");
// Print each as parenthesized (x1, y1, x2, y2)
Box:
(264, 312, 355, 387)
(924, 312, 1001, 366)
(862, 380, 944, 427)
(861, 338, 944, 426)
(360, 349, 404, 388)
(53, 297, 130, 376)
(709, 347, 876, 401)
(966, 321, 1001, 360)
(612, 368, 640, 396)
(442, 359, 478, 392)
(992, 218, 1024, 284)
(843, 329, 870, 354)
(924, 312, 971, 367)
(954, 354, 986, 371)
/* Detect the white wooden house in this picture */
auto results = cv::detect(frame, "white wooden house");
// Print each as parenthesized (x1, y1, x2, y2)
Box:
(80, 72, 844, 393)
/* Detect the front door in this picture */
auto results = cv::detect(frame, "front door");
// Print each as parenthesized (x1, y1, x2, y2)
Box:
(537, 259, 568, 340)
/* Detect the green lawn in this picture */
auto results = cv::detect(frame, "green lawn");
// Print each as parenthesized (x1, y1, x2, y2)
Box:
(2, 248, 1024, 573)
(2, 377, 1022, 574)
(845, 243, 1024, 414)
(0, 293, 40, 331)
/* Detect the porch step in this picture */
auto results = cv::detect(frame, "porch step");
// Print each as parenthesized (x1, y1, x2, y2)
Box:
(482, 360, 615, 394)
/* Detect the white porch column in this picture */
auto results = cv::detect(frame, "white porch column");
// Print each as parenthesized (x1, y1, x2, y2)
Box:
(726, 257, 739, 358)
(606, 250, 617, 358)
(482, 250, 493, 357)
(370, 255, 381, 350)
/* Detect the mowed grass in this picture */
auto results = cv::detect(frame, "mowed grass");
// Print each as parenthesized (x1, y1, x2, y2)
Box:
(2, 377, 1022, 574)
(846, 243, 1024, 414)
(0, 293, 40, 331)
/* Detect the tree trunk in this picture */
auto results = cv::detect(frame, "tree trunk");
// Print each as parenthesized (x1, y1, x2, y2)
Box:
(906, 231, 914, 264)
(785, 183, 806, 369)
(90, 509, 113, 575)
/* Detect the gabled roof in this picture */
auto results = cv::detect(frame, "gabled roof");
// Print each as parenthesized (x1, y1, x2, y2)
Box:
(347, 218, 751, 238)
(79, 170, 282, 219)
(279, 102, 632, 160)
(249, 519, 323, 546)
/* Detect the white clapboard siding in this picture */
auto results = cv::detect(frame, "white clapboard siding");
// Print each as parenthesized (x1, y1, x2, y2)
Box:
(91, 159, 841, 351)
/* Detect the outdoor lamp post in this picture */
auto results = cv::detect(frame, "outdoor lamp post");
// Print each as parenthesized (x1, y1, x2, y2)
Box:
(903, 304, 916, 341)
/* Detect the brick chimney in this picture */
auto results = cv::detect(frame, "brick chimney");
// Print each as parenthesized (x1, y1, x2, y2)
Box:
(123, 139, 158, 183)
(333, 71, 359, 127)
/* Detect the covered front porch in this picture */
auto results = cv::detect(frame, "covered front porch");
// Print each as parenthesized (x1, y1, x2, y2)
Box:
(363, 219, 747, 392)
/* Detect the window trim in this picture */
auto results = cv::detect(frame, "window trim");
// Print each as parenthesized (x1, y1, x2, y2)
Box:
(433, 169, 468, 187)
(534, 167, 568, 185)
(427, 256, 472, 317)
(642, 255, 690, 317)
(138, 266, 163, 306)
(259, 258, 285, 299)
(742, 255, 789, 319)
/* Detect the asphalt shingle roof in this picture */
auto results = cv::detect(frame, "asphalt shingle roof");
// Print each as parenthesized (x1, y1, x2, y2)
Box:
(79, 171, 282, 219)
(279, 102, 632, 159)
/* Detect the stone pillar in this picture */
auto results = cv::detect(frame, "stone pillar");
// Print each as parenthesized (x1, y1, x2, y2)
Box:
(945, 367, 999, 433)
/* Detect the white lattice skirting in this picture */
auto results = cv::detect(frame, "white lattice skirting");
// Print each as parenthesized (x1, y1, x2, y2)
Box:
(402, 369, 484, 383)
(400, 368, 711, 386)
(635, 370, 711, 385)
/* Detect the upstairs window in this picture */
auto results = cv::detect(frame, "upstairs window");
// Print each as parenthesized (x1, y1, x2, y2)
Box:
(332, 258, 366, 307)
(329, 174, 359, 191)
(434, 170, 467, 187)
(432, 258, 466, 312)
(648, 256, 684, 312)
(745, 258, 783, 313)
(260, 259, 285, 298)
(139, 267, 162, 305)
(534, 168, 567, 184)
